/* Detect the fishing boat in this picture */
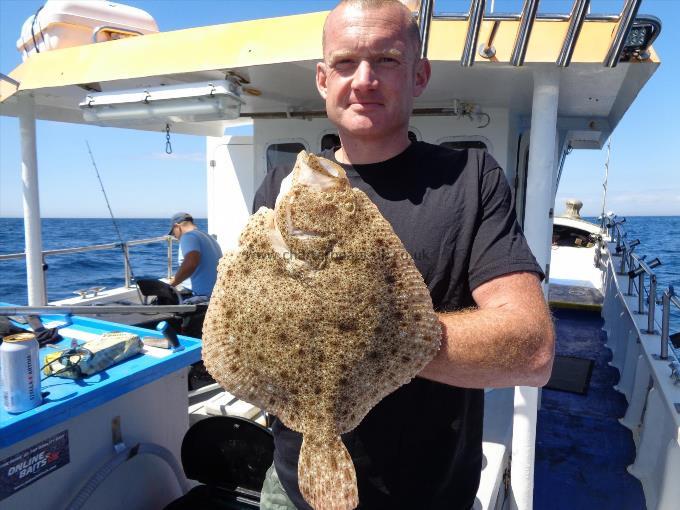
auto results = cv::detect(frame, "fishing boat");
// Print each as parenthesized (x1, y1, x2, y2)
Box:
(1, 0, 678, 509)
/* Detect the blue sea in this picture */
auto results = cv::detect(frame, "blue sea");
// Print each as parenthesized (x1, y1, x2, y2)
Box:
(0, 218, 206, 304)
(1, 216, 679, 331)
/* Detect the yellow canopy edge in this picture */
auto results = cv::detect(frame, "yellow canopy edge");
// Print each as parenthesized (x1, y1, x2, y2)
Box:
(1, 12, 660, 104)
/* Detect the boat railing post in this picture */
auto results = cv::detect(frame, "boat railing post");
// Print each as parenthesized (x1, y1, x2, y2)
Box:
(19, 93, 47, 306)
(123, 243, 131, 288)
(167, 236, 173, 280)
(638, 272, 645, 314)
(647, 274, 657, 334)
(627, 263, 635, 296)
(619, 244, 627, 274)
(41, 254, 48, 304)
(659, 288, 671, 360)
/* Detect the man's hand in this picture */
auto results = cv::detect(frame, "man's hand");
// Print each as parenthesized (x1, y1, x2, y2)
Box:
(419, 271, 555, 388)
(170, 250, 201, 287)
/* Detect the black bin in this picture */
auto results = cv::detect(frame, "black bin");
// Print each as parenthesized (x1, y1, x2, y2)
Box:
(165, 416, 274, 509)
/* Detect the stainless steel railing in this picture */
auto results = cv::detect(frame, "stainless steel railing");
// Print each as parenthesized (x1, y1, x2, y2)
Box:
(0, 236, 175, 302)
(414, 0, 658, 67)
(611, 221, 680, 367)
(659, 287, 680, 366)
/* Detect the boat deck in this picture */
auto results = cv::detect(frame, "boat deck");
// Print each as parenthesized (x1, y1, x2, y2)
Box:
(534, 308, 645, 509)
(548, 283, 604, 311)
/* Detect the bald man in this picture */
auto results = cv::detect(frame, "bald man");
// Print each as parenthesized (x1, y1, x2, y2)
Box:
(253, 1, 554, 508)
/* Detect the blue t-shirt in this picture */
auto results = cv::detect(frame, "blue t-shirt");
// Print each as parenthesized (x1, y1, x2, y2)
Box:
(178, 229, 222, 297)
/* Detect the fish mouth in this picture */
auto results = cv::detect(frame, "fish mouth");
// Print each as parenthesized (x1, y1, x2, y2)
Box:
(297, 151, 347, 190)
(290, 228, 323, 240)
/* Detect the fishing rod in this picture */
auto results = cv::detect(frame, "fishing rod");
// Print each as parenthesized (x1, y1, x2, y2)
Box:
(85, 141, 144, 303)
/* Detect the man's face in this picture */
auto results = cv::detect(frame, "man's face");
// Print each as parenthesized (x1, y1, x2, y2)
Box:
(316, 4, 430, 144)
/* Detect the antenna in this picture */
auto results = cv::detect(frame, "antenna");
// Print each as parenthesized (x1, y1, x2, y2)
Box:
(600, 138, 612, 229)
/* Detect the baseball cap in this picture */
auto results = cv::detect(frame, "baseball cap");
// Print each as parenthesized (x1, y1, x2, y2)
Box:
(168, 212, 193, 235)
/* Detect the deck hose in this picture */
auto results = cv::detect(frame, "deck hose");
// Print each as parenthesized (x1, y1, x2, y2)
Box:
(64, 442, 190, 510)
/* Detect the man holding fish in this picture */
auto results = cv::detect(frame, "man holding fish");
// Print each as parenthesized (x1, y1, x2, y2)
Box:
(245, 0, 554, 508)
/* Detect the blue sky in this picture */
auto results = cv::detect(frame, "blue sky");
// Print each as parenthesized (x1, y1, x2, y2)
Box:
(0, 0, 678, 218)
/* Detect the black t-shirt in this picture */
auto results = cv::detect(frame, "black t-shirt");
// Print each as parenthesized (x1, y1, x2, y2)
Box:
(252, 141, 543, 510)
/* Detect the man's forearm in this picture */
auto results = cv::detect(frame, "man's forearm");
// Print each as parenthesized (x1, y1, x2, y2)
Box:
(171, 251, 200, 287)
(419, 288, 554, 388)
(170, 264, 193, 287)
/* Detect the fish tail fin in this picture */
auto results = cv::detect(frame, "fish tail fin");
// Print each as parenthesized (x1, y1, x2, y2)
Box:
(298, 433, 358, 510)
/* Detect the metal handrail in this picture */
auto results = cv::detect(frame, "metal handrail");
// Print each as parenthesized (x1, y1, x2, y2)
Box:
(511, 0, 540, 67)
(0, 236, 171, 259)
(611, 222, 679, 366)
(659, 287, 680, 361)
(628, 252, 662, 334)
(434, 13, 657, 24)
(557, 0, 591, 67)
(0, 304, 197, 316)
(604, 0, 643, 68)
(461, 0, 486, 67)
(0, 236, 175, 301)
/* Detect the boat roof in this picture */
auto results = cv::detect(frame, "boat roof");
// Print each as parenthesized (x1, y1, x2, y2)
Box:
(0, 10, 661, 144)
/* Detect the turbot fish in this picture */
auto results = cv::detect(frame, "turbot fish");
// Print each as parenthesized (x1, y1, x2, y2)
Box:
(202, 151, 441, 510)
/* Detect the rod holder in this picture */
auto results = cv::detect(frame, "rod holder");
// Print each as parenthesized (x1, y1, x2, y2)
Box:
(648, 257, 662, 269)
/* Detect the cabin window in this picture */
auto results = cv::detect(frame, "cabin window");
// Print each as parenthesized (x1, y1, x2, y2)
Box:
(266, 142, 306, 173)
(321, 134, 341, 151)
(439, 140, 488, 151)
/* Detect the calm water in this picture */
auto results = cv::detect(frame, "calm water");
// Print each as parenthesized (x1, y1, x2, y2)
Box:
(0, 218, 206, 304)
(1, 216, 679, 330)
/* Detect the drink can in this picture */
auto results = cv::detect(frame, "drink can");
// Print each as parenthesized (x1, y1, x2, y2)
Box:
(1, 332, 42, 413)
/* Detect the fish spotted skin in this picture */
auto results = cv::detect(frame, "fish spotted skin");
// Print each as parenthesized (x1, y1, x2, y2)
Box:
(202, 151, 441, 510)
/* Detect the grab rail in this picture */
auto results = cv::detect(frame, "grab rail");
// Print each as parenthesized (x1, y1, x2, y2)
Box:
(659, 287, 680, 366)
(628, 252, 661, 333)
(0, 236, 175, 301)
(413, 0, 659, 66)
(611, 222, 679, 364)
